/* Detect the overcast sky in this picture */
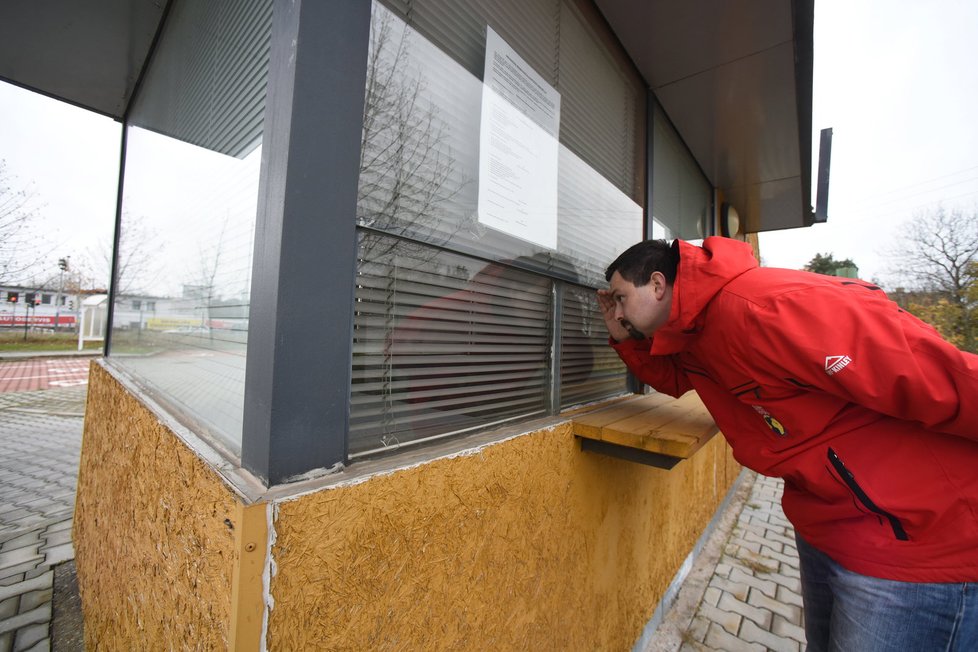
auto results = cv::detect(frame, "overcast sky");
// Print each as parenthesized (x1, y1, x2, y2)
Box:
(1, 0, 977, 288)
(758, 0, 978, 282)
(0, 83, 119, 281)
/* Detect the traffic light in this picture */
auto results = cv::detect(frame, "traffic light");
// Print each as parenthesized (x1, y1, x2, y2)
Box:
(58, 257, 70, 271)
(6, 292, 18, 303)
(25, 292, 36, 305)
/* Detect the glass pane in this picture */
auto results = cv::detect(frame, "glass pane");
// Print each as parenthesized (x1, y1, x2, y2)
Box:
(351, 0, 646, 456)
(361, 1, 643, 287)
(108, 0, 272, 455)
(560, 283, 628, 408)
(351, 232, 552, 456)
(651, 104, 713, 240)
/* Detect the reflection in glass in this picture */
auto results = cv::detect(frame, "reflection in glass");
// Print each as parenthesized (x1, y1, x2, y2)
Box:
(360, 2, 643, 287)
(108, 0, 272, 455)
(560, 284, 628, 407)
(353, 1, 640, 451)
(351, 233, 552, 456)
(651, 104, 713, 240)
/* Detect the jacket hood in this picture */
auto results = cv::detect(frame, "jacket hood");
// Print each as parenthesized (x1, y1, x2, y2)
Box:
(650, 237, 759, 355)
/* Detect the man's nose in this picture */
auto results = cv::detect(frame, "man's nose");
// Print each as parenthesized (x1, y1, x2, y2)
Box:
(614, 303, 623, 320)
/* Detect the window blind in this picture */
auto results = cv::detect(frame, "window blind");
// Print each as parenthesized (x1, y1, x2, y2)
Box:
(560, 283, 627, 408)
(350, 233, 552, 456)
(353, 0, 646, 453)
(391, 0, 644, 200)
(130, 0, 272, 159)
(651, 102, 713, 240)
(363, 0, 645, 285)
(557, 0, 645, 205)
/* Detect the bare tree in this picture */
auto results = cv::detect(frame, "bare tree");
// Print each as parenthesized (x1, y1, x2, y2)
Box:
(186, 215, 229, 330)
(885, 206, 978, 294)
(885, 205, 978, 351)
(23, 260, 100, 295)
(0, 160, 47, 284)
(356, 6, 468, 264)
(110, 212, 164, 297)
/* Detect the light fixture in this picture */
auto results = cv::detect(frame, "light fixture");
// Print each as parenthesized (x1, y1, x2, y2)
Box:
(721, 203, 740, 238)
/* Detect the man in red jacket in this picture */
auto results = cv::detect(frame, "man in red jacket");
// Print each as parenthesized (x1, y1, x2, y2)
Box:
(598, 237, 978, 651)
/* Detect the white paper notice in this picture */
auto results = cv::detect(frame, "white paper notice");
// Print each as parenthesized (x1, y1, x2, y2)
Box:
(478, 27, 561, 249)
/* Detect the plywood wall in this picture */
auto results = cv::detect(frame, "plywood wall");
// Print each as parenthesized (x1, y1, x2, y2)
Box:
(268, 425, 739, 650)
(73, 364, 241, 649)
(74, 362, 739, 651)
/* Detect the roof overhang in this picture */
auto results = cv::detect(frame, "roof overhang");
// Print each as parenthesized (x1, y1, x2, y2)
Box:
(0, 0, 814, 233)
(0, 0, 167, 119)
(595, 0, 816, 232)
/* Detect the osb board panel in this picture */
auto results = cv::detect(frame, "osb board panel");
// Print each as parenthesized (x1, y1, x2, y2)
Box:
(269, 424, 739, 651)
(73, 363, 242, 650)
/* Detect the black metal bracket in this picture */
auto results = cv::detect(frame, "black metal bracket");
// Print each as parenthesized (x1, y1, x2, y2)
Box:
(578, 437, 682, 470)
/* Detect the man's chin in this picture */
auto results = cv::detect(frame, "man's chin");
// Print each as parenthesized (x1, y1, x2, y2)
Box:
(626, 326, 646, 340)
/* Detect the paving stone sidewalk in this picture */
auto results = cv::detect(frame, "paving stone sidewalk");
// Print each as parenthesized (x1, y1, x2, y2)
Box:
(644, 472, 806, 652)
(0, 386, 87, 652)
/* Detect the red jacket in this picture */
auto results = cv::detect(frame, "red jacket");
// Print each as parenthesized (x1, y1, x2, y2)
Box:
(612, 237, 978, 582)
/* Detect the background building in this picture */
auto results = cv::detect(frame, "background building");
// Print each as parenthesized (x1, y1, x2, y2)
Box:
(1, 285, 81, 329)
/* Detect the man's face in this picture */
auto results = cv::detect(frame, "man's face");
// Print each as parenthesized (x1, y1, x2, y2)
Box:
(607, 270, 673, 339)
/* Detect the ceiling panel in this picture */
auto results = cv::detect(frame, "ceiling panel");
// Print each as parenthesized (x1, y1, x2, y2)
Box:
(0, 0, 166, 119)
(596, 0, 814, 231)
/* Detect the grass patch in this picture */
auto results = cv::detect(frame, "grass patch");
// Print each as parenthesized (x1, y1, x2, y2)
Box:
(0, 330, 103, 353)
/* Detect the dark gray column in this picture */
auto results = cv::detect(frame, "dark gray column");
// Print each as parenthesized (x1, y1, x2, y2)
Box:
(242, 0, 371, 485)
(645, 91, 656, 241)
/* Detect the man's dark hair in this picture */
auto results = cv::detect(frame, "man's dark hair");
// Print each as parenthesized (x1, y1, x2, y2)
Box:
(605, 239, 680, 286)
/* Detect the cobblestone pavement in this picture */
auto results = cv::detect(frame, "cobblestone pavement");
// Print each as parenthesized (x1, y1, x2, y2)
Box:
(644, 472, 806, 652)
(0, 385, 87, 652)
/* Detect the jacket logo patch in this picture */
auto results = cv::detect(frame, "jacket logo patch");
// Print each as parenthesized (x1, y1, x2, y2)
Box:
(825, 355, 852, 376)
(751, 405, 788, 437)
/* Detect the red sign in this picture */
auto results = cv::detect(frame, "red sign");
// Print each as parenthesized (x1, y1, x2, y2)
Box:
(0, 315, 77, 326)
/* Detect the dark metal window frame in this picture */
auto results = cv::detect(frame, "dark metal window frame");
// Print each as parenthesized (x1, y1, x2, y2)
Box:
(240, 0, 651, 485)
(107, 0, 699, 487)
(238, 0, 372, 486)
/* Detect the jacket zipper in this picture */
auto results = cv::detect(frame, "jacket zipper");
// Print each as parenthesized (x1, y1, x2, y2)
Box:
(827, 448, 909, 541)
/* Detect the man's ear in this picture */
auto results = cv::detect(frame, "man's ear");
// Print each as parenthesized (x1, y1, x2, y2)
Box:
(650, 271, 667, 299)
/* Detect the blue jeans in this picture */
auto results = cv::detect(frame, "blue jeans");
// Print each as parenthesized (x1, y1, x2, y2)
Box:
(796, 535, 978, 651)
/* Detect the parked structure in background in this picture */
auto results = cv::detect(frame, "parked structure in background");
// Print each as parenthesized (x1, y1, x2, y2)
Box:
(1, 284, 81, 329)
(2, 283, 247, 338)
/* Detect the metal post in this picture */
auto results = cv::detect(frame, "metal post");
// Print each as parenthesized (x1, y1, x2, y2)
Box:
(547, 280, 563, 414)
(55, 256, 69, 332)
(241, 0, 371, 485)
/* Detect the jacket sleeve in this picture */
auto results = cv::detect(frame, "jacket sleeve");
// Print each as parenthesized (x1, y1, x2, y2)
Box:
(747, 284, 978, 441)
(610, 337, 694, 398)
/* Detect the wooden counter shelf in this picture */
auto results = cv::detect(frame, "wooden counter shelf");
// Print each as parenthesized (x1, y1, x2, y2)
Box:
(571, 391, 720, 469)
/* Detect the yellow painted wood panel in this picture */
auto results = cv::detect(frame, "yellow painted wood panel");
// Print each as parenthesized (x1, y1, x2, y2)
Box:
(229, 502, 269, 652)
(74, 363, 239, 649)
(267, 425, 741, 650)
